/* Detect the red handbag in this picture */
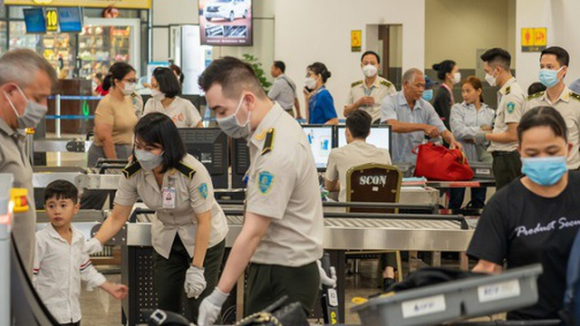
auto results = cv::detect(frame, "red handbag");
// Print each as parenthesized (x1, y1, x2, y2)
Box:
(413, 143, 474, 181)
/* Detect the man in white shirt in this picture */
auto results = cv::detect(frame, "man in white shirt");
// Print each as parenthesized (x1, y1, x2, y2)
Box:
(268, 60, 301, 118)
(325, 110, 397, 290)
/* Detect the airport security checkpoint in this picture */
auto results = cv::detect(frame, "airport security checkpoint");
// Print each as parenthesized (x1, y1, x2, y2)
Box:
(2, 0, 580, 325)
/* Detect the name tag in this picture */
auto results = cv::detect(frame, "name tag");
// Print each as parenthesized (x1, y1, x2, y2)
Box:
(163, 187, 176, 209)
(401, 294, 446, 318)
(477, 280, 521, 303)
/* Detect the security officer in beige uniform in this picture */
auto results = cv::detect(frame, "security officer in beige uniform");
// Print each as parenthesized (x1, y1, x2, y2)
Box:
(0, 49, 56, 273)
(88, 113, 228, 322)
(197, 57, 325, 326)
(344, 51, 397, 124)
(475, 48, 525, 189)
(524, 46, 580, 170)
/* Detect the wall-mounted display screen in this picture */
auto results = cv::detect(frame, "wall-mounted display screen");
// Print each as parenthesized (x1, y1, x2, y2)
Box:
(199, 0, 253, 46)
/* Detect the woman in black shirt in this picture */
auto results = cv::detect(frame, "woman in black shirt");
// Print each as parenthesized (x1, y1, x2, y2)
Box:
(432, 59, 460, 130)
(467, 106, 580, 320)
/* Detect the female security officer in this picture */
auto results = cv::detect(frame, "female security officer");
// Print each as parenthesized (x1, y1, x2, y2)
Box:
(86, 113, 228, 321)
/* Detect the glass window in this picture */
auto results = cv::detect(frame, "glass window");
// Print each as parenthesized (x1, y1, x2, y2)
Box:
(0, 22, 6, 55)
(9, 21, 39, 50)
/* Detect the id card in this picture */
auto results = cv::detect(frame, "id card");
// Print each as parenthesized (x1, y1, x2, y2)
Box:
(163, 178, 176, 209)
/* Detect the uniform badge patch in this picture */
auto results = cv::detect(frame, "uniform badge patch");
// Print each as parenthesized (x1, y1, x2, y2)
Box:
(198, 183, 208, 199)
(258, 171, 274, 194)
(506, 102, 515, 114)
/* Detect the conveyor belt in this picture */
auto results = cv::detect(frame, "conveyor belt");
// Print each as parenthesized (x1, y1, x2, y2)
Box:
(124, 214, 473, 252)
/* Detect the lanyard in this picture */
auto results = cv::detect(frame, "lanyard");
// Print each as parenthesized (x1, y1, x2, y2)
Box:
(310, 86, 326, 113)
(440, 83, 454, 104)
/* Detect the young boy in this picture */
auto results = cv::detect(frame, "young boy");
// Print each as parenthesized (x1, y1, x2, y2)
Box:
(33, 180, 128, 326)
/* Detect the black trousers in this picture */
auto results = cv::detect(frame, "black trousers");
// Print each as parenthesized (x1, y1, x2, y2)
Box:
(245, 262, 320, 317)
(152, 235, 226, 322)
(492, 151, 522, 190)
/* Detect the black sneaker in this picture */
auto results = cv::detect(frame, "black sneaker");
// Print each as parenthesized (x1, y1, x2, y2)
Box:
(382, 277, 396, 292)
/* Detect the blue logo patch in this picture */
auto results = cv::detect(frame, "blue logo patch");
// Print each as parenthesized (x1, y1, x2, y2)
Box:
(258, 171, 274, 194)
(198, 183, 208, 199)
(506, 102, 515, 114)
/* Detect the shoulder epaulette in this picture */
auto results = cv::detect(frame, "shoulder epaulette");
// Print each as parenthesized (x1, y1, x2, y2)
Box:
(505, 86, 511, 95)
(380, 80, 393, 88)
(122, 162, 142, 179)
(351, 80, 363, 88)
(261, 128, 275, 156)
(570, 92, 580, 102)
(527, 91, 544, 100)
(176, 162, 196, 180)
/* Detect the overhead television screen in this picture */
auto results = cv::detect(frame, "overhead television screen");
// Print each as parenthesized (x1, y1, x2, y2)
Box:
(199, 0, 253, 46)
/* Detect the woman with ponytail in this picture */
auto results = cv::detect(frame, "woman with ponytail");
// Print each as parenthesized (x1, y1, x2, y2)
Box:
(87, 62, 139, 167)
(449, 76, 495, 209)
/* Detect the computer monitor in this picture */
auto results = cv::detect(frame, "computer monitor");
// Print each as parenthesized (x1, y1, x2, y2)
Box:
(231, 137, 251, 189)
(177, 128, 229, 189)
(337, 125, 391, 154)
(302, 125, 334, 170)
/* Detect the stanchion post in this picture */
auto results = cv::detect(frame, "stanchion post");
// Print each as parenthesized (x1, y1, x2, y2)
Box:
(55, 94, 61, 137)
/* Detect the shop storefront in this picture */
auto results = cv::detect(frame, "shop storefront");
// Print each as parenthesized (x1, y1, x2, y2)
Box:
(1, 0, 150, 78)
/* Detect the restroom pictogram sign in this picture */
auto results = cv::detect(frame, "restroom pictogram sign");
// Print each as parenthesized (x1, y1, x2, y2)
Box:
(521, 27, 547, 52)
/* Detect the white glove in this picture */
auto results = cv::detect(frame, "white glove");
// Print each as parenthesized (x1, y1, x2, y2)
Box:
(316, 260, 337, 289)
(198, 288, 229, 326)
(85, 238, 103, 255)
(184, 266, 207, 299)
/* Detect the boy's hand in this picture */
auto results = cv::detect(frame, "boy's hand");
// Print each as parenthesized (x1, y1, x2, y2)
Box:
(102, 282, 128, 300)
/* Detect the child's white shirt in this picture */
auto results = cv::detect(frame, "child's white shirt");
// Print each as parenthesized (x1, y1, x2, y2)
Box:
(33, 224, 106, 324)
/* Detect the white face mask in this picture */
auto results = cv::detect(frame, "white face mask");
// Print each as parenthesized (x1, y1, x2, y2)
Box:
(305, 77, 317, 90)
(452, 72, 461, 85)
(151, 89, 165, 101)
(362, 64, 378, 78)
(485, 71, 497, 87)
(121, 82, 135, 95)
(216, 96, 252, 139)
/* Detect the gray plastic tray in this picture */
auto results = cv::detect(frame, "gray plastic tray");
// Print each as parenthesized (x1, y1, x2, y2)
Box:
(350, 264, 543, 326)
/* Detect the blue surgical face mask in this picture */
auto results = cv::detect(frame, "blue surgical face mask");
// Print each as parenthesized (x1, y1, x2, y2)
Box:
(538, 67, 563, 88)
(521, 155, 567, 186)
(422, 89, 433, 102)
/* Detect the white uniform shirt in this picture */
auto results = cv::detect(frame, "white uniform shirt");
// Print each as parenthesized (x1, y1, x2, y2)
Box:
(488, 78, 525, 152)
(114, 154, 228, 259)
(346, 76, 397, 123)
(450, 101, 495, 163)
(326, 140, 392, 202)
(523, 86, 580, 169)
(143, 96, 202, 128)
(33, 224, 106, 324)
(246, 102, 324, 266)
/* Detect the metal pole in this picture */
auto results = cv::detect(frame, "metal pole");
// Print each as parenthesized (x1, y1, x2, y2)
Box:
(55, 94, 61, 137)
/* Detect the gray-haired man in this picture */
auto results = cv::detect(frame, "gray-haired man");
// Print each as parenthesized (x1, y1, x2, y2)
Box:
(0, 49, 57, 273)
(380, 68, 461, 164)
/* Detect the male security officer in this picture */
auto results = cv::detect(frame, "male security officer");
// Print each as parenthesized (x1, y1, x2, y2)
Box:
(197, 57, 326, 325)
(523, 46, 580, 170)
(344, 51, 397, 124)
(475, 48, 525, 189)
(0, 49, 56, 272)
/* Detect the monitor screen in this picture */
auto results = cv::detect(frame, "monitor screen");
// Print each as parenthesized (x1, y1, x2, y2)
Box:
(177, 128, 229, 189)
(23, 8, 46, 34)
(231, 137, 250, 188)
(58, 7, 83, 33)
(199, 0, 253, 46)
(337, 125, 391, 153)
(302, 125, 333, 169)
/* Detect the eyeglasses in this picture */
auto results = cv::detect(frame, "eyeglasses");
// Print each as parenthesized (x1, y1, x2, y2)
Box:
(123, 78, 138, 83)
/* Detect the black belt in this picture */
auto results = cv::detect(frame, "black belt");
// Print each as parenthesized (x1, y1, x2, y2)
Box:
(491, 150, 517, 158)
